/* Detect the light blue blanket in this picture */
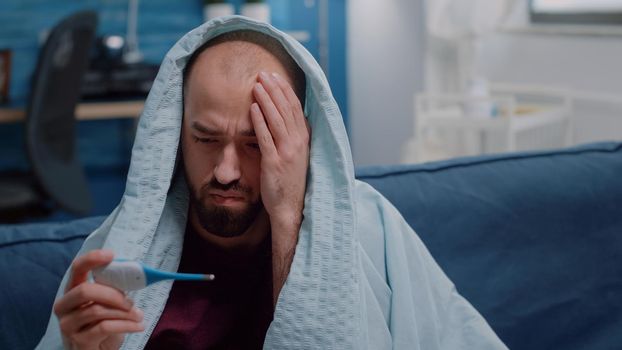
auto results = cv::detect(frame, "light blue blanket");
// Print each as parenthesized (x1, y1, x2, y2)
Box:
(37, 16, 507, 349)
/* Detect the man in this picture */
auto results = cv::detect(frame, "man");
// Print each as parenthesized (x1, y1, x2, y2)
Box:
(38, 17, 507, 349)
(52, 29, 309, 349)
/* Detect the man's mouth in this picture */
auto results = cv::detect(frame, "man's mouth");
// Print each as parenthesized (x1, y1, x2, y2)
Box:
(208, 191, 245, 205)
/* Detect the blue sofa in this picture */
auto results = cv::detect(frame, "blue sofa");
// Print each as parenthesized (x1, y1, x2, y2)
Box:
(2, 142, 621, 349)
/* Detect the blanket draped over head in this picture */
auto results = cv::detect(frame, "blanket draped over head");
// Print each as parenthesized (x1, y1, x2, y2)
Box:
(37, 16, 507, 350)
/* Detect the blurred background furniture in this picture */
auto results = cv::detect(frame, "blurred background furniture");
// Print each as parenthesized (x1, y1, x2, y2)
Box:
(403, 83, 573, 163)
(0, 1, 346, 223)
(0, 99, 144, 124)
(0, 11, 97, 223)
(1, 141, 621, 349)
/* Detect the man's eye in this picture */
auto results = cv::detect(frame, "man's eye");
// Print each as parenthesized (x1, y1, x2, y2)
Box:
(247, 143, 260, 150)
(193, 136, 216, 144)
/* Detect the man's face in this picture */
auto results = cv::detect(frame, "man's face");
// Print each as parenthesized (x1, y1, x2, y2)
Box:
(182, 42, 291, 238)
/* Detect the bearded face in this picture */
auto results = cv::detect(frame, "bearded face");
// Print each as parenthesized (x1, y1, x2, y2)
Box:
(181, 41, 293, 241)
(187, 177, 263, 238)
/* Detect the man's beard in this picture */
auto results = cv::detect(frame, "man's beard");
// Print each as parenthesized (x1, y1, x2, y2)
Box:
(188, 178, 263, 238)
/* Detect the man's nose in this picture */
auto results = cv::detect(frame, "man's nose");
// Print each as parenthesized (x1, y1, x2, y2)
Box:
(213, 143, 241, 185)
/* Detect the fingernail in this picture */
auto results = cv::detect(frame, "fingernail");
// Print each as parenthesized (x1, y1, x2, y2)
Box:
(272, 72, 280, 80)
(259, 71, 268, 80)
(255, 82, 264, 91)
(100, 250, 114, 259)
(125, 298, 134, 308)
(134, 307, 144, 318)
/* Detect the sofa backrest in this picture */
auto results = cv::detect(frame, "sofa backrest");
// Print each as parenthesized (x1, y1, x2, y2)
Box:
(357, 141, 622, 350)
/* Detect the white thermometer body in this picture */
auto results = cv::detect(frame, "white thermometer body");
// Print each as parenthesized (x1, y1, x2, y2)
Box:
(92, 260, 214, 291)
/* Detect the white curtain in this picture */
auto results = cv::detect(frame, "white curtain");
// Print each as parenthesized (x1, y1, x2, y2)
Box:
(423, 0, 514, 93)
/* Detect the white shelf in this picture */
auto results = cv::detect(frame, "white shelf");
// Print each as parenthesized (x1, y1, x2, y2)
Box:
(420, 105, 567, 132)
(499, 24, 622, 37)
(406, 87, 574, 163)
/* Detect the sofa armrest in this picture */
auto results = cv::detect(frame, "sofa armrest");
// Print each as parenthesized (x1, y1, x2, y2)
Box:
(0, 216, 104, 349)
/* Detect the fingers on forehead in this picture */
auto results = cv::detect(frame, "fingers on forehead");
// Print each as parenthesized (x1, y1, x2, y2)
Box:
(272, 73, 299, 106)
(250, 102, 277, 155)
(272, 73, 308, 133)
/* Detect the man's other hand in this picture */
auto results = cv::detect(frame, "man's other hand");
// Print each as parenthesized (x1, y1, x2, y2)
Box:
(53, 250, 144, 350)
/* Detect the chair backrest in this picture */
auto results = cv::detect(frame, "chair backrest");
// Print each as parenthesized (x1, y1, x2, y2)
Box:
(25, 11, 98, 215)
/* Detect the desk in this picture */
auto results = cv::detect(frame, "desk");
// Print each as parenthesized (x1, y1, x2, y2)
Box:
(0, 100, 144, 123)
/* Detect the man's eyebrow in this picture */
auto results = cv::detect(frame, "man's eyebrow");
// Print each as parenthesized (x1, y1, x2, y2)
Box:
(191, 121, 256, 137)
(239, 129, 256, 137)
(191, 121, 220, 135)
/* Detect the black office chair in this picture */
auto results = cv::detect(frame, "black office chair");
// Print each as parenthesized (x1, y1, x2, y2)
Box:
(0, 11, 98, 222)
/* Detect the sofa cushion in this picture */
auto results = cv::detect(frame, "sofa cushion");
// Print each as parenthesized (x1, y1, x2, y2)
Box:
(0, 216, 103, 349)
(356, 141, 622, 350)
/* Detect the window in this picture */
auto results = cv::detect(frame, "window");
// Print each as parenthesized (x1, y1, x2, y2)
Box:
(530, 0, 622, 25)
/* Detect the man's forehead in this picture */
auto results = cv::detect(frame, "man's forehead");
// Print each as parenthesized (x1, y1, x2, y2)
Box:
(190, 41, 291, 84)
(198, 42, 256, 68)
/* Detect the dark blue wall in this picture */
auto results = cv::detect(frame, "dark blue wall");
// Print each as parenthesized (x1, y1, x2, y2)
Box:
(0, 0, 347, 170)
(0, 0, 347, 219)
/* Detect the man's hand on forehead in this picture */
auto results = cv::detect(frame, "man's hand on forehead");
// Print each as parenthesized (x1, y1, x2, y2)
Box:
(250, 70, 309, 305)
(250, 70, 309, 227)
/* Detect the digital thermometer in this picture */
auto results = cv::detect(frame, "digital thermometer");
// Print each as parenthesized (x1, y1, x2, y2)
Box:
(92, 259, 215, 291)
